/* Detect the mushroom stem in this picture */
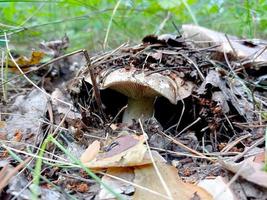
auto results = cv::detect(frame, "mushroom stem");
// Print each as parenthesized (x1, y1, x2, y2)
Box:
(122, 97, 155, 124)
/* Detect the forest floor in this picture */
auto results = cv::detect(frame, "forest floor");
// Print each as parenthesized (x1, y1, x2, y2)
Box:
(1, 24, 267, 200)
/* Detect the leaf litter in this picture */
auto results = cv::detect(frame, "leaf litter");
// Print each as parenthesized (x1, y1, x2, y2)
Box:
(1, 24, 267, 199)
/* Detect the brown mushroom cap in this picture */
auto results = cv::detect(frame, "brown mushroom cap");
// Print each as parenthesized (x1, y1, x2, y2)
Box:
(85, 68, 194, 104)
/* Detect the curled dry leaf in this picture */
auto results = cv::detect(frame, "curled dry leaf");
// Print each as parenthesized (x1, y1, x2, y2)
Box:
(220, 150, 267, 188)
(182, 24, 267, 63)
(198, 70, 255, 121)
(39, 35, 69, 57)
(51, 88, 81, 119)
(7, 51, 44, 72)
(198, 176, 236, 200)
(133, 161, 212, 200)
(80, 134, 150, 168)
(0, 89, 48, 144)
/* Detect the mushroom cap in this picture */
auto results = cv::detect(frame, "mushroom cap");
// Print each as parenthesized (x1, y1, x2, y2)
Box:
(85, 68, 194, 104)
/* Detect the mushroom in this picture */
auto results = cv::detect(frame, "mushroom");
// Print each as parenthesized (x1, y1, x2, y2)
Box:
(85, 68, 194, 124)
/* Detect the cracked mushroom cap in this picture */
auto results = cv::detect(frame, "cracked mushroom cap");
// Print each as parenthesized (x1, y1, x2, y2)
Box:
(85, 68, 194, 104)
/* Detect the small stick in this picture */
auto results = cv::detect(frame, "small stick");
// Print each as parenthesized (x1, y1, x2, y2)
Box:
(82, 50, 107, 121)
(233, 137, 264, 162)
(178, 52, 205, 81)
(0, 157, 31, 191)
(159, 129, 215, 162)
(139, 119, 174, 200)
(221, 134, 251, 153)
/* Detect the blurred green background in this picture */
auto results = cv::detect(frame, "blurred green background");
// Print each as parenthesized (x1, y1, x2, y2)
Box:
(1, 0, 267, 53)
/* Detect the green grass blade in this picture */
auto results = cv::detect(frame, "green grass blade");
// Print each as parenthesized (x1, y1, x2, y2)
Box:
(48, 134, 125, 200)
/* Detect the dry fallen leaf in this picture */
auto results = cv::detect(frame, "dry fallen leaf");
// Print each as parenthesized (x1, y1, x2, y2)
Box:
(198, 176, 236, 200)
(7, 51, 44, 72)
(220, 150, 267, 188)
(0, 121, 6, 129)
(0, 158, 31, 192)
(81, 134, 149, 168)
(133, 162, 212, 200)
(51, 88, 81, 119)
(80, 140, 100, 163)
(98, 167, 135, 199)
(13, 130, 23, 142)
(66, 182, 89, 193)
(182, 24, 267, 63)
(0, 89, 48, 144)
(0, 132, 6, 140)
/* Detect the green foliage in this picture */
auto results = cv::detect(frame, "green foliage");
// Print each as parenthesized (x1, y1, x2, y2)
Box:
(1, 0, 267, 53)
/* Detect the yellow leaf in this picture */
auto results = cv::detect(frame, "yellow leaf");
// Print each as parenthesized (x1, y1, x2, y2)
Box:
(7, 51, 44, 72)
(0, 121, 6, 128)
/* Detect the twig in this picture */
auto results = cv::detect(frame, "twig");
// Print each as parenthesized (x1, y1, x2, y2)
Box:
(1, 50, 6, 101)
(215, 160, 248, 200)
(0, 157, 31, 191)
(221, 134, 251, 153)
(159, 129, 215, 162)
(171, 21, 182, 36)
(4, 33, 72, 108)
(83, 49, 107, 121)
(3, 145, 76, 200)
(233, 137, 264, 162)
(175, 117, 201, 137)
(178, 53, 205, 80)
(105, 105, 128, 136)
(139, 119, 173, 200)
(151, 147, 217, 160)
(2, 141, 69, 163)
(155, 12, 171, 35)
(92, 43, 128, 65)
(0, 49, 88, 87)
(99, 171, 170, 199)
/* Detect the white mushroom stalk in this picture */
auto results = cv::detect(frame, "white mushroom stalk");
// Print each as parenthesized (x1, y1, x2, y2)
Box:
(85, 68, 194, 124)
(123, 97, 155, 124)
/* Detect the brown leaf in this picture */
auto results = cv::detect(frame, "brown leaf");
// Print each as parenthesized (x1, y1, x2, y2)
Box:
(0, 132, 6, 140)
(13, 130, 22, 142)
(67, 182, 89, 193)
(97, 135, 141, 159)
(8, 51, 44, 72)
(0, 121, 5, 128)
(133, 162, 212, 200)
(220, 151, 267, 188)
(80, 140, 100, 163)
(98, 167, 135, 199)
(0, 158, 31, 192)
(81, 134, 151, 168)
